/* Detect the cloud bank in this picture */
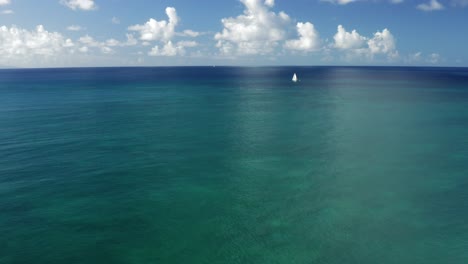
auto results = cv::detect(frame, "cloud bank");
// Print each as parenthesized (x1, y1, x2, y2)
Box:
(0, 1, 451, 66)
(0, 25, 74, 66)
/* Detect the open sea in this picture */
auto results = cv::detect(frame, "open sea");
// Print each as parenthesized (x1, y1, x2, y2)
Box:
(1, 66, 468, 264)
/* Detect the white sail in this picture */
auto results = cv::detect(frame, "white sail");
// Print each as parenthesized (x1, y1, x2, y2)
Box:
(292, 73, 298, 82)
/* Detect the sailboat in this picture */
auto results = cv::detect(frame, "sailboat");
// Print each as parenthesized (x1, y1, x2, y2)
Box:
(292, 73, 298, 82)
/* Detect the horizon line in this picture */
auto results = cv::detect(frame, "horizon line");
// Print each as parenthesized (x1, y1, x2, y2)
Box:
(1, 65, 468, 70)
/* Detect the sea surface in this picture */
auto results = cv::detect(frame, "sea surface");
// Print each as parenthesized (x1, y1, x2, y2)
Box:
(1, 66, 468, 264)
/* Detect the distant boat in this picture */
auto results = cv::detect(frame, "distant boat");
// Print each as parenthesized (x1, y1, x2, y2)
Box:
(292, 73, 298, 82)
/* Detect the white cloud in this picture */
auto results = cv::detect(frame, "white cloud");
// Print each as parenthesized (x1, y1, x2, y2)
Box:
(67, 25, 84, 31)
(179, 29, 200, 37)
(406, 51, 422, 63)
(264, 0, 275, 7)
(105, 38, 120, 47)
(321, 0, 359, 4)
(0, 24, 142, 67)
(332, 25, 398, 60)
(333, 25, 366, 50)
(111, 17, 120, 24)
(60, 0, 97, 11)
(368, 28, 396, 55)
(64, 38, 74, 47)
(124, 34, 138, 46)
(78, 33, 137, 54)
(1, 9, 13, 14)
(0, 0, 10, 5)
(79, 46, 88, 53)
(214, 0, 290, 55)
(128, 7, 199, 57)
(78, 35, 114, 52)
(101, 46, 114, 54)
(101, 35, 137, 47)
(148, 40, 198, 56)
(177, 40, 198, 48)
(0, 25, 75, 66)
(128, 7, 178, 42)
(390, 0, 404, 3)
(79, 35, 99, 47)
(149, 43, 176, 56)
(417, 0, 444, 11)
(405, 52, 442, 65)
(428, 53, 441, 64)
(284, 22, 321, 52)
(0, 25, 72, 54)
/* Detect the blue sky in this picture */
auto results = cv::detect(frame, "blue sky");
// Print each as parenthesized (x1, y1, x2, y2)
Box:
(0, 0, 467, 67)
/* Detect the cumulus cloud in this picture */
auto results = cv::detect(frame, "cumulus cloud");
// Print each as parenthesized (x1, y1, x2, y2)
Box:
(264, 0, 275, 7)
(78, 35, 98, 47)
(284, 22, 321, 52)
(0, 25, 72, 54)
(405, 52, 442, 65)
(334, 25, 366, 50)
(124, 34, 138, 46)
(129, 7, 199, 57)
(149, 40, 198, 56)
(0, 25, 75, 66)
(104, 38, 120, 47)
(417, 0, 444, 11)
(0, 0, 11, 5)
(0, 24, 143, 67)
(78, 33, 137, 54)
(128, 7, 178, 42)
(214, 0, 290, 55)
(368, 28, 396, 55)
(332, 25, 398, 60)
(320, 0, 359, 4)
(428, 53, 441, 64)
(67, 25, 84, 31)
(406, 51, 423, 63)
(60, 0, 97, 11)
(100, 46, 114, 54)
(214, 0, 398, 61)
(178, 29, 200, 37)
(149, 42, 179, 56)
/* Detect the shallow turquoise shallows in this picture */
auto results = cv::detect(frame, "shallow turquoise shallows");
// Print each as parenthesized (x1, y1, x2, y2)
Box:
(1, 67, 468, 264)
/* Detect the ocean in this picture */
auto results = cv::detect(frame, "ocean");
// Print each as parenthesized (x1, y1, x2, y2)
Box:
(1, 66, 468, 263)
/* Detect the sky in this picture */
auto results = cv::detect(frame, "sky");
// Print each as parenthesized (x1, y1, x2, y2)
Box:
(0, 0, 467, 67)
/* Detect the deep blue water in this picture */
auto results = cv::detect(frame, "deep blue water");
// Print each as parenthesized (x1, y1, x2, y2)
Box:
(1, 66, 468, 263)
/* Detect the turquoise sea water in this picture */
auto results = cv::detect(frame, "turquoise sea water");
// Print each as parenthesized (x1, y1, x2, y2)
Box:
(1, 67, 468, 263)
